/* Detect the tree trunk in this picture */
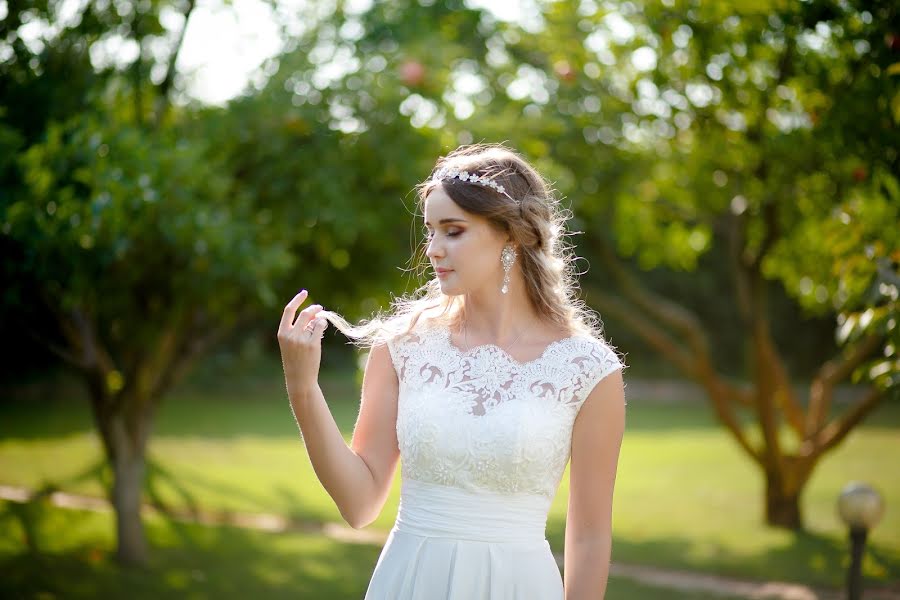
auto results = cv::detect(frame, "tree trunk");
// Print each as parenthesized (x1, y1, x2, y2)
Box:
(764, 469, 803, 529)
(52, 306, 226, 566)
(762, 455, 816, 530)
(89, 385, 155, 566)
(584, 238, 887, 533)
(111, 436, 148, 565)
(63, 307, 237, 566)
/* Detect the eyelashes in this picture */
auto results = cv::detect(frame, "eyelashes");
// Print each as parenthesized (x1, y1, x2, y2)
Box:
(424, 230, 462, 240)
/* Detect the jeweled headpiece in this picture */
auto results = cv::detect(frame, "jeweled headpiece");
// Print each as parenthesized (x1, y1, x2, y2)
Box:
(432, 166, 518, 204)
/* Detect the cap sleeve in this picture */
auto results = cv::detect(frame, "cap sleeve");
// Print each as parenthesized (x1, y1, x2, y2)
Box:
(385, 327, 426, 383)
(571, 338, 625, 411)
(385, 333, 406, 381)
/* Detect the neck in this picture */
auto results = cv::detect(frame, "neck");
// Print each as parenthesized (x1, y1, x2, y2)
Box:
(458, 270, 538, 343)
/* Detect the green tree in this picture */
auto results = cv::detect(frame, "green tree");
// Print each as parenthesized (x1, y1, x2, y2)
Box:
(1, 0, 292, 564)
(294, 0, 899, 529)
(492, 0, 899, 528)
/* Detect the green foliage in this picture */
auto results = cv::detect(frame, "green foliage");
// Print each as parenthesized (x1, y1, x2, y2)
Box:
(5, 113, 293, 352)
(765, 171, 900, 388)
(6, 0, 895, 378)
(257, 0, 897, 383)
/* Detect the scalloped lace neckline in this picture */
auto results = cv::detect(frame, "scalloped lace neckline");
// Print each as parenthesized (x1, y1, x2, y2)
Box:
(437, 324, 581, 367)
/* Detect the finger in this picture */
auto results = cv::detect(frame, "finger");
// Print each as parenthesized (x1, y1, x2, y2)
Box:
(279, 290, 309, 331)
(302, 309, 327, 332)
(295, 304, 324, 331)
(304, 309, 333, 328)
(307, 315, 328, 340)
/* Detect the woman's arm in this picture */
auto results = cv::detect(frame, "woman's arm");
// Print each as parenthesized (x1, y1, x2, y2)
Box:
(279, 292, 400, 529)
(563, 370, 625, 600)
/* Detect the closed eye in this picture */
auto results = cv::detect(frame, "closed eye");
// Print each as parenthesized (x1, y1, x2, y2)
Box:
(425, 229, 462, 239)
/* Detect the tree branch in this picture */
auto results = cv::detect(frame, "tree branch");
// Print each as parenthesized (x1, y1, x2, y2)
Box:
(22, 325, 88, 369)
(584, 286, 696, 375)
(731, 195, 803, 442)
(154, 0, 196, 127)
(806, 333, 884, 437)
(804, 386, 885, 457)
(53, 305, 117, 378)
(583, 285, 762, 464)
(589, 238, 711, 360)
(150, 308, 257, 401)
(751, 199, 780, 272)
(818, 332, 883, 386)
(586, 237, 756, 409)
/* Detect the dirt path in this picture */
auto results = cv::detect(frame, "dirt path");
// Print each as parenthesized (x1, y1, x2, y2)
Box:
(1, 484, 897, 600)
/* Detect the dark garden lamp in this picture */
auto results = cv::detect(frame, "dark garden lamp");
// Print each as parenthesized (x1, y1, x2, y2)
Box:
(837, 482, 885, 600)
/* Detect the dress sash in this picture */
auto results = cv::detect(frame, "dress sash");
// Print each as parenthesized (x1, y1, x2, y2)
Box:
(393, 478, 551, 543)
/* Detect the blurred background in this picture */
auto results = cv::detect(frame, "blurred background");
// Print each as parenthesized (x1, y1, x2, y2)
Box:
(1, 0, 898, 598)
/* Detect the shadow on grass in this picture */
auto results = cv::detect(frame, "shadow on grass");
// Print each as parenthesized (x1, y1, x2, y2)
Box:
(0, 498, 751, 600)
(145, 459, 203, 521)
(546, 522, 899, 589)
(11, 444, 335, 544)
(142, 456, 320, 519)
(0, 497, 380, 600)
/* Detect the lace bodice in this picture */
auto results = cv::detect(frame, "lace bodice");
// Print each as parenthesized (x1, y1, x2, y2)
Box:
(387, 321, 623, 499)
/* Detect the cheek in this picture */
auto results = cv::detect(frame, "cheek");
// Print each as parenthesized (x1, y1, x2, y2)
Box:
(446, 232, 501, 273)
(467, 251, 500, 279)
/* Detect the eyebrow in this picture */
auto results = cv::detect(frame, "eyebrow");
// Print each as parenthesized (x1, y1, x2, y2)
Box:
(424, 218, 468, 226)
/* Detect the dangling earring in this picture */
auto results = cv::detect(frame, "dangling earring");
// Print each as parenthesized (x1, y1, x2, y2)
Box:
(500, 244, 516, 294)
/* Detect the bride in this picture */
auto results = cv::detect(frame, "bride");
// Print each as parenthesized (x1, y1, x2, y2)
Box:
(277, 143, 625, 599)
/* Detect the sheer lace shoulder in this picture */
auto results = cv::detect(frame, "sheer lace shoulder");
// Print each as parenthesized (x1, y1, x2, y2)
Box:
(565, 334, 625, 411)
(387, 320, 624, 497)
(385, 319, 439, 382)
(388, 321, 622, 410)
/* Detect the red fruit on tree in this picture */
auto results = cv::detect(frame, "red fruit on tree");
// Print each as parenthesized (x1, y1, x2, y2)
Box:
(400, 60, 426, 86)
(852, 166, 867, 182)
(554, 60, 575, 82)
(886, 33, 900, 51)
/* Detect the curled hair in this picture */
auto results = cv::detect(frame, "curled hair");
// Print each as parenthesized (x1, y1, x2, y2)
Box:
(321, 143, 606, 347)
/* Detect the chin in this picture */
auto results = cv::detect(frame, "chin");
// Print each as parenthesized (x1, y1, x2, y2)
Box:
(436, 279, 464, 296)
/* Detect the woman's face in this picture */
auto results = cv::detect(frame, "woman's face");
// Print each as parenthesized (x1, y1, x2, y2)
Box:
(424, 184, 509, 297)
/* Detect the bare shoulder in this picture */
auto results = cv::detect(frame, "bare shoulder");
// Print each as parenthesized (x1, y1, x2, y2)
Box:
(577, 367, 625, 427)
(351, 341, 400, 455)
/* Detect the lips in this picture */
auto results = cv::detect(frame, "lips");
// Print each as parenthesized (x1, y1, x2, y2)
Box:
(435, 268, 453, 274)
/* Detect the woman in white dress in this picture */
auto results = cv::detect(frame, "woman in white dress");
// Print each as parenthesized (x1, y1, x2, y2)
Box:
(277, 143, 626, 599)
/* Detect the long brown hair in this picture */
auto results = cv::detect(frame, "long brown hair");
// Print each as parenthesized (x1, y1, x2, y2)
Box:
(322, 143, 605, 346)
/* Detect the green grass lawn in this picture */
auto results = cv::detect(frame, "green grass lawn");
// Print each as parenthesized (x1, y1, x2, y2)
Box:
(0, 501, 744, 600)
(1, 354, 898, 593)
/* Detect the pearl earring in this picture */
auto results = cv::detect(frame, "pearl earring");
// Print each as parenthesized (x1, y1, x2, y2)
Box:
(500, 244, 516, 294)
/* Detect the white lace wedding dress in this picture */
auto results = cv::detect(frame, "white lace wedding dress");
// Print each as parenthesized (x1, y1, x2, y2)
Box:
(364, 320, 623, 600)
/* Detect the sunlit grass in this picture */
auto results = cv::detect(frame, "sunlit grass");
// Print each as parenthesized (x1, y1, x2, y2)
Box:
(2, 355, 898, 589)
(0, 498, 381, 599)
(0, 500, 745, 600)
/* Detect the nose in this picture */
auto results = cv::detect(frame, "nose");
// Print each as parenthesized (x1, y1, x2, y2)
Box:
(425, 236, 444, 260)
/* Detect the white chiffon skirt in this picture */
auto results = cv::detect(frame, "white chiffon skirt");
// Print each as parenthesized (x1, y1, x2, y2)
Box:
(364, 479, 563, 600)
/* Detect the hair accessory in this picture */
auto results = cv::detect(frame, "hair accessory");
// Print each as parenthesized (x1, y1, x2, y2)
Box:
(433, 167, 519, 204)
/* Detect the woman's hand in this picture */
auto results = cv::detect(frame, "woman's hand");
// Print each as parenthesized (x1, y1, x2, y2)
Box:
(277, 289, 329, 395)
